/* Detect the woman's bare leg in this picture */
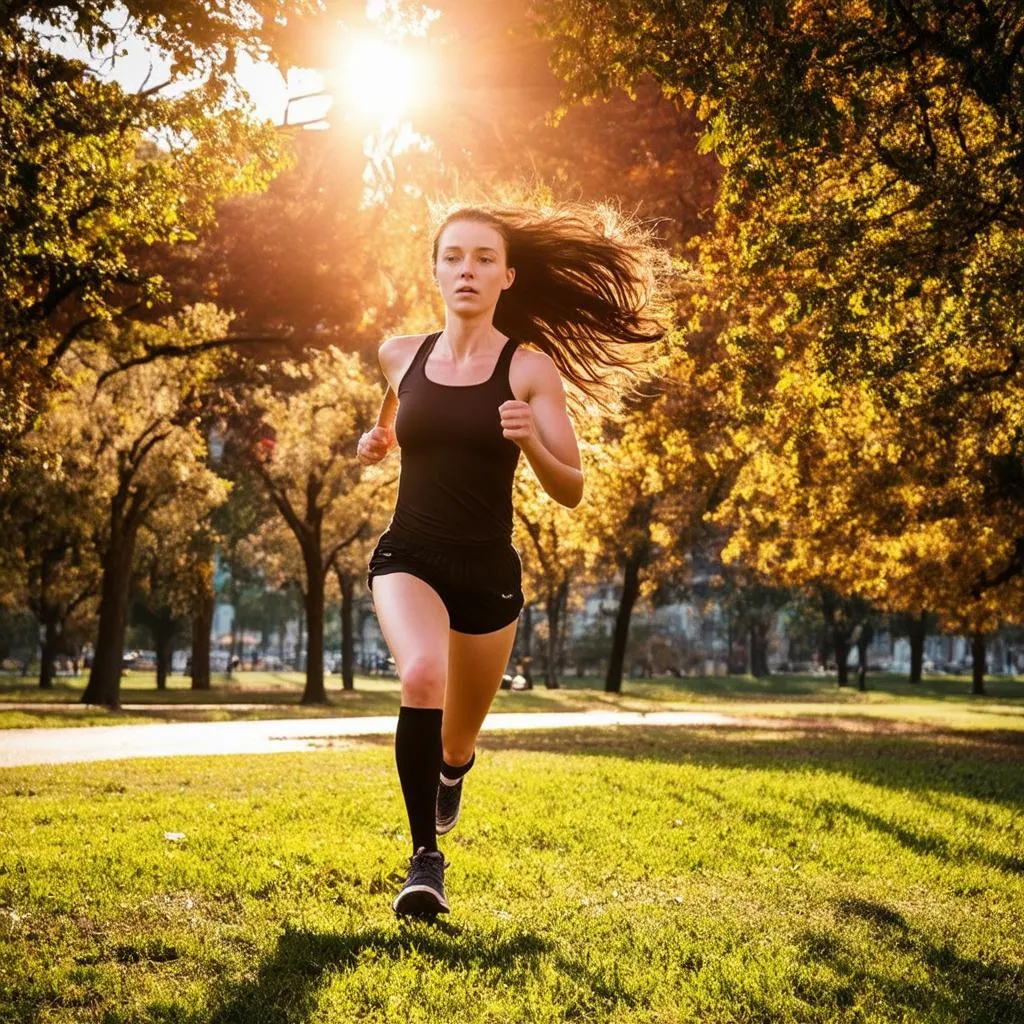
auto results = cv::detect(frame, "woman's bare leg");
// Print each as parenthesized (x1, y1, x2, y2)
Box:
(371, 573, 450, 706)
(372, 570, 452, 910)
(442, 619, 518, 765)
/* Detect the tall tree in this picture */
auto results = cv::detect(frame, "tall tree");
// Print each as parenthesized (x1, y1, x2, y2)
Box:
(0, 2, 309, 477)
(37, 312, 232, 706)
(232, 346, 395, 704)
(536, 0, 1024, 673)
(514, 477, 588, 688)
(0, 436, 102, 689)
(133, 508, 214, 691)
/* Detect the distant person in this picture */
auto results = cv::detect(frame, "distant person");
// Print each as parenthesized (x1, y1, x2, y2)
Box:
(357, 203, 666, 917)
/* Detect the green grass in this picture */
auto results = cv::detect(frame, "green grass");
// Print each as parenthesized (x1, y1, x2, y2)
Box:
(1, 723, 1022, 1022)
(1, 670, 1022, 731)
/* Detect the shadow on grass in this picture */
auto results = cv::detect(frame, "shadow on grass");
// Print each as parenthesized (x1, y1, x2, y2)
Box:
(460, 725, 1024, 810)
(139, 917, 639, 1024)
(820, 800, 1024, 875)
(796, 897, 1024, 1023)
(193, 921, 555, 1024)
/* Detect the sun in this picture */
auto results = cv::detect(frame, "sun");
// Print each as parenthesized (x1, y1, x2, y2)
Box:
(337, 34, 428, 124)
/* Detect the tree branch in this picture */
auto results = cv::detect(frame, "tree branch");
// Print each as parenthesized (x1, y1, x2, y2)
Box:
(971, 537, 1024, 597)
(324, 520, 369, 569)
(96, 333, 292, 388)
(252, 458, 306, 542)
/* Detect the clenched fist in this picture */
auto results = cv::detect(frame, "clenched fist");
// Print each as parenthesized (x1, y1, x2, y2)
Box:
(357, 425, 397, 465)
(499, 399, 538, 449)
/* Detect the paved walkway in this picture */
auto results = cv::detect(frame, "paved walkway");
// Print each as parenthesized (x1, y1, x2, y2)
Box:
(0, 710, 741, 768)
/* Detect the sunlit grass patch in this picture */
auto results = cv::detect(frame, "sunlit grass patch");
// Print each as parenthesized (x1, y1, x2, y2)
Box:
(1, 725, 1021, 1022)
(1, 670, 1022, 731)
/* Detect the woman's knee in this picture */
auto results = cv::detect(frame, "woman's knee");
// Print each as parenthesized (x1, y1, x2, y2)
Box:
(401, 656, 446, 706)
(441, 735, 475, 766)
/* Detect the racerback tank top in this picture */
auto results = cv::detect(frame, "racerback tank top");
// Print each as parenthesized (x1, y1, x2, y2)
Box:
(390, 331, 522, 546)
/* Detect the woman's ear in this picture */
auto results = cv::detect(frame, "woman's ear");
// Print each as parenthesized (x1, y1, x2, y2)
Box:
(503, 267, 516, 290)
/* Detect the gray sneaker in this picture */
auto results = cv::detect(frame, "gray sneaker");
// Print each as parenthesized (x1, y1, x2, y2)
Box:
(393, 847, 449, 917)
(436, 777, 463, 836)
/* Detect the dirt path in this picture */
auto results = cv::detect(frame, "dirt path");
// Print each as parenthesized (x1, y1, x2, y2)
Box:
(0, 710, 779, 767)
(2, 706, 1018, 768)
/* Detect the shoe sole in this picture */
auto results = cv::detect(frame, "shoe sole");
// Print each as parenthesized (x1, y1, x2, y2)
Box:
(435, 805, 460, 836)
(393, 885, 450, 917)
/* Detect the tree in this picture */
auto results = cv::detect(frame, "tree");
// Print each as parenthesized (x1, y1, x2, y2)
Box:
(133, 508, 214, 690)
(38, 310, 232, 706)
(514, 476, 587, 688)
(535, 0, 1024, 684)
(233, 346, 395, 704)
(573, 326, 732, 694)
(0, 2, 305, 477)
(0, 435, 102, 689)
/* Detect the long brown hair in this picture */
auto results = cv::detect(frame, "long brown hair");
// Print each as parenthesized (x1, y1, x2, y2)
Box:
(431, 203, 670, 405)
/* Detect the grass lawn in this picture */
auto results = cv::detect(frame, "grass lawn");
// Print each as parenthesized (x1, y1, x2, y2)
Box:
(1, 724, 1022, 1022)
(0, 670, 1022, 731)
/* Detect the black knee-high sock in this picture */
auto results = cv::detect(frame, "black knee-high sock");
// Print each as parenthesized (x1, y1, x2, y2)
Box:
(440, 751, 475, 785)
(395, 706, 443, 854)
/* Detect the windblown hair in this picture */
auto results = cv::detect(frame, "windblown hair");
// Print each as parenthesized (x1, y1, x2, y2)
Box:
(430, 203, 670, 407)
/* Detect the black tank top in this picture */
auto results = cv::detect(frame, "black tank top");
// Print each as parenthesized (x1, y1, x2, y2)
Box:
(390, 331, 522, 546)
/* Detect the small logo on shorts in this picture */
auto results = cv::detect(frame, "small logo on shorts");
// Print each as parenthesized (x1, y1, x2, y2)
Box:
(381, 551, 392, 557)
(501, 592, 513, 599)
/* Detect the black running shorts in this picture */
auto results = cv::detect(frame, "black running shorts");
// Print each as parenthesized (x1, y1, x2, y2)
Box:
(367, 529, 524, 635)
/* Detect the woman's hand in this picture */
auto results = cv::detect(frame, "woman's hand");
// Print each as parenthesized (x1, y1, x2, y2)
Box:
(357, 425, 396, 465)
(499, 400, 538, 450)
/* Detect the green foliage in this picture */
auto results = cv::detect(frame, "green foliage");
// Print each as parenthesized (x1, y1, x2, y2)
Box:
(0, 3, 295, 475)
(534, 0, 1024, 632)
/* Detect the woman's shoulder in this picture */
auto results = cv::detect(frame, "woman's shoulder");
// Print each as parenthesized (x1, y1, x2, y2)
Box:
(378, 333, 431, 389)
(509, 343, 563, 399)
(509, 342, 554, 369)
(379, 332, 430, 359)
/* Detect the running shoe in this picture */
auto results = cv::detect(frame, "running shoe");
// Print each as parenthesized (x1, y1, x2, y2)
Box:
(392, 847, 449, 917)
(436, 776, 463, 836)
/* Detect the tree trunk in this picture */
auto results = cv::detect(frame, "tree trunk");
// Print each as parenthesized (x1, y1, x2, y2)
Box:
(337, 569, 355, 691)
(834, 636, 850, 687)
(856, 634, 869, 691)
(83, 538, 134, 707)
(544, 582, 565, 689)
(817, 627, 830, 674)
(605, 551, 643, 694)
(154, 614, 174, 691)
(556, 580, 570, 681)
(908, 611, 926, 684)
(190, 564, 214, 691)
(971, 632, 986, 696)
(295, 603, 305, 671)
(750, 619, 770, 678)
(227, 563, 238, 681)
(38, 615, 59, 690)
(301, 554, 328, 705)
(520, 602, 533, 661)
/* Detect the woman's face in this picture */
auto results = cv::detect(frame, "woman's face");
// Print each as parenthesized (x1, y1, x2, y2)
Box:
(434, 219, 515, 318)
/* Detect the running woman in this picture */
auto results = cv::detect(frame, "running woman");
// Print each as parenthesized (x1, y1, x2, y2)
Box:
(356, 204, 666, 917)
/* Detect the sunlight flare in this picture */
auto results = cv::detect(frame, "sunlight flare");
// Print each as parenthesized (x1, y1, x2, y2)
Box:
(336, 33, 429, 124)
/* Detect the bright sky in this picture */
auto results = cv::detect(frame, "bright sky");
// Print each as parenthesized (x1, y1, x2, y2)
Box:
(37, 1, 438, 131)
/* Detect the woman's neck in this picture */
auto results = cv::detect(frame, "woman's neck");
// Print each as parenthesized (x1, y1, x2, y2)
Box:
(439, 316, 504, 362)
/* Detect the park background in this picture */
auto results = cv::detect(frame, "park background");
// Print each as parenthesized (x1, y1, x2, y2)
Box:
(1, 2, 1022, 1023)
